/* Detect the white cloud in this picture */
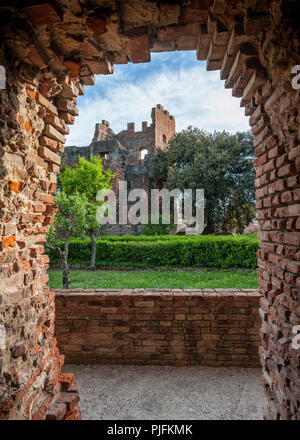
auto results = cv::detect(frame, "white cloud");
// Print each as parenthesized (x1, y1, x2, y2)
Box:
(66, 55, 250, 147)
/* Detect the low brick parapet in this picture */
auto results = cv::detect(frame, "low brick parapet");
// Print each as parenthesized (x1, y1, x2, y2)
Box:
(55, 289, 261, 367)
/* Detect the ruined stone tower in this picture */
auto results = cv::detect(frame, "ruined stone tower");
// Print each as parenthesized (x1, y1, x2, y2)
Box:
(64, 105, 175, 234)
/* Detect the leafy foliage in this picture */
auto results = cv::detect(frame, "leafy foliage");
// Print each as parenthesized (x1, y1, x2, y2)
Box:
(152, 127, 255, 234)
(59, 155, 115, 268)
(46, 234, 259, 269)
(46, 192, 89, 288)
(60, 154, 114, 201)
(49, 191, 89, 238)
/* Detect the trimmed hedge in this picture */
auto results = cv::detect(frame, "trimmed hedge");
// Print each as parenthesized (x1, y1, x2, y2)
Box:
(47, 234, 259, 269)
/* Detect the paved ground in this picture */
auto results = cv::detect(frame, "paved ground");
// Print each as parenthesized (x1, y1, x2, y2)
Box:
(65, 364, 265, 420)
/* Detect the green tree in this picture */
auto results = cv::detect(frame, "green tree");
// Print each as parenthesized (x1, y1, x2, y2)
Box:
(60, 155, 114, 269)
(46, 191, 88, 288)
(152, 127, 255, 234)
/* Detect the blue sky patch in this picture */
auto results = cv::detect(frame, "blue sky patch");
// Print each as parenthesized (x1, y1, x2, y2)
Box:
(67, 51, 250, 147)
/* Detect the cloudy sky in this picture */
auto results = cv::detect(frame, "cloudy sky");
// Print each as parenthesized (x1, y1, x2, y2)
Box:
(66, 51, 250, 147)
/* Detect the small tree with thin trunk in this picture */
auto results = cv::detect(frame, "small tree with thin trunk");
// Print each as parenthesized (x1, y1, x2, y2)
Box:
(46, 191, 88, 289)
(60, 155, 114, 269)
(85, 201, 103, 269)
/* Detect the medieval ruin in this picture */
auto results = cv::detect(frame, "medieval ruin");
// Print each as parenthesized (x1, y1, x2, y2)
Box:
(64, 104, 175, 235)
(0, 0, 299, 420)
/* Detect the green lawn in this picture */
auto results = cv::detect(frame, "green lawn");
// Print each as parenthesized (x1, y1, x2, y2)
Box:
(48, 268, 258, 290)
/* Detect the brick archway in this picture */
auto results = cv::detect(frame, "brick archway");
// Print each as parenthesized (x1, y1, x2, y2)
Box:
(0, 0, 299, 420)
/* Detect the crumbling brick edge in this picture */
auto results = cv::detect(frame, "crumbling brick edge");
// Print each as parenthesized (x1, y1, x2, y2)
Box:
(45, 372, 81, 420)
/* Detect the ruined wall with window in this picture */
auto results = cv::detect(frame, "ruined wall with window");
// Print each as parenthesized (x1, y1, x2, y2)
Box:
(64, 105, 175, 235)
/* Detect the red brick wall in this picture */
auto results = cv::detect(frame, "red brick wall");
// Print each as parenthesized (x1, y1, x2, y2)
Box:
(55, 289, 261, 367)
(0, 64, 63, 419)
(0, 54, 82, 421)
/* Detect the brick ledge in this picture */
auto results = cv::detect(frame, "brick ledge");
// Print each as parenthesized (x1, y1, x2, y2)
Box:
(54, 288, 261, 297)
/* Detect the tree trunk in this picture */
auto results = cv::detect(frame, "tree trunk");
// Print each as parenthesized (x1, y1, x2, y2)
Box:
(46, 243, 70, 289)
(90, 231, 96, 270)
(64, 233, 70, 260)
(61, 250, 70, 289)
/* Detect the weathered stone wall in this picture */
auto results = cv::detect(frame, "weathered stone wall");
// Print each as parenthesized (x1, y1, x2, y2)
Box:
(64, 104, 175, 194)
(63, 104, 176, 234)
(249, 81, 300, 420)
(0, 58, 61, 419)
(55, 289, 261, 367)
(64, 104, 175, 167)
(0, 45, 82, 422)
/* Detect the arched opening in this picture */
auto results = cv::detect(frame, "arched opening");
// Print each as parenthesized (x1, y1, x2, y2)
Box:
(139, 148, 148, 160)
(99, 151, 110, 160)
(50, 47, 287, 418)
(0, 0, 299, 421)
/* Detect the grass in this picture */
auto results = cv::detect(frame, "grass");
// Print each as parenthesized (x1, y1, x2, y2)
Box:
(48, 268, 258, 290)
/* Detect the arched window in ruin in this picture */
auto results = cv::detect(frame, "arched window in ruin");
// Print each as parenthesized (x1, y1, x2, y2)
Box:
(139, 148, 148, 160)
(162, 134, 167, 144)
(99, 151, 110, 160)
